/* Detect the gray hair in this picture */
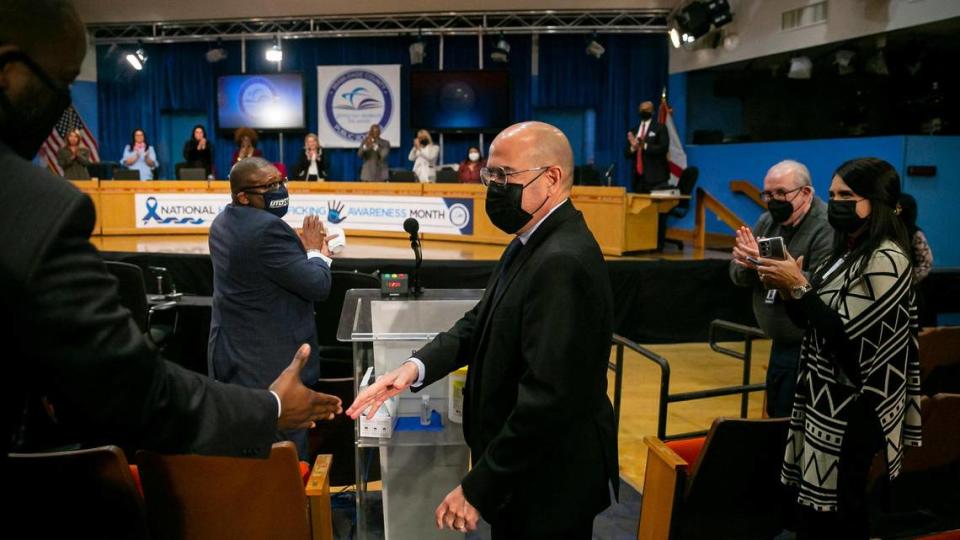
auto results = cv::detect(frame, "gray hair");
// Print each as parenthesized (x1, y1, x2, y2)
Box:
(767, 159, 812, 189)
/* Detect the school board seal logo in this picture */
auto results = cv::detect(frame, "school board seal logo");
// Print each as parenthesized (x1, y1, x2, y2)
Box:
(325, 69, 393, 141)
(238, 77, 279, 120)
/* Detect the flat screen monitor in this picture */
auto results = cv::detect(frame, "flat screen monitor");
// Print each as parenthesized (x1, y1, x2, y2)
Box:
(410, 70, 510, 131)
(217, 73, 305, 130)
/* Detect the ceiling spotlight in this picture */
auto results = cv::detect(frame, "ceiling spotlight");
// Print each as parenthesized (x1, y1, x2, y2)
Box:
(206, 39, 228, 63)
(671, 0, 734, 48)
(669, 27, 681, 49)
(585, 34, 605, 59)
(409, 30, 426, 65)
(265, 37, 282, 63)
(787, 56, 813, 79)
(834, 50, 855, 75)
(125, 47, 147, 71)
(491, 33, 510, 63)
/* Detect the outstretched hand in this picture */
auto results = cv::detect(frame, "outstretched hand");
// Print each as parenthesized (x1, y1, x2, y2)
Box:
(270, 344, 342, 430)
(346, 361, 420, 420)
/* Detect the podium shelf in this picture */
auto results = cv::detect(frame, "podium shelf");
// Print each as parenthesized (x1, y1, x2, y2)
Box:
(357, 421, 464, 448)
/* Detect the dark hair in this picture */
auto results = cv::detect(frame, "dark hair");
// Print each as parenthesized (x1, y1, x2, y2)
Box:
(129, 128, 149, 150)
(830, 158, 912, 274)
(191, 124, 207, 140)
(229, 156, 273, 195)
(233, 126, 258, 147)
(898, 192, 919, 237)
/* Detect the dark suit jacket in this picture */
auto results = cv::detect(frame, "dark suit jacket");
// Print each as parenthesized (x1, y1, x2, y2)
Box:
(291, 150, 328, 180)
(0, 139, 279, 464)
(414, 200, 619, 534)
(208, 205, 331, 389)
(624, 120, 670, 191)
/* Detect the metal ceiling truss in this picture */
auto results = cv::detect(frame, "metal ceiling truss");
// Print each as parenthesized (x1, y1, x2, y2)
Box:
(88, 10, 669, 44)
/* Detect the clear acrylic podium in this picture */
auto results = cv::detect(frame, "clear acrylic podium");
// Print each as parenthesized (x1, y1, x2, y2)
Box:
(337, 289, 484, 540)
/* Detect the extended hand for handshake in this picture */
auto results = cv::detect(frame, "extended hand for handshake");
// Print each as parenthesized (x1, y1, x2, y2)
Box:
(270, 344, 342, 430)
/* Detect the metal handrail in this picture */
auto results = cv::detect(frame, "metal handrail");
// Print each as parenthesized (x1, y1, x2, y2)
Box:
(708, 319, 767, 420)
(609, 321, 767, 441)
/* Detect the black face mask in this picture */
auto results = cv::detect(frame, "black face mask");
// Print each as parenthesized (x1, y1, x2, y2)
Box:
(0, 51, 72, 160)
(485, 171, 549, 234)
(639, 110, 653, 121)
(419, 138, 429, 145)
(828, 200, 869, 234)
(767, 199, 795, 224)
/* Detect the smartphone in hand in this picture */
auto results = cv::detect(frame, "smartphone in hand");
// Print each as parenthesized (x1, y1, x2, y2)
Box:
(757, 237, 787, 260)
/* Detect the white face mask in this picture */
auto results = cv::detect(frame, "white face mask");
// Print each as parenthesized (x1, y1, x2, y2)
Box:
(468, 152, 480, 162)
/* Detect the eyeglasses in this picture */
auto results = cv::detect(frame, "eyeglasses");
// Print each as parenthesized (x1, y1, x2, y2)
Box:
(480, 166, 550, 187)
(243, 178, 287, 194)
(759, 186, 805, 202)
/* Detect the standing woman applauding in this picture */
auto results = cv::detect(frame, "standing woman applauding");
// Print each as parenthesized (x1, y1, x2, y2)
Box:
(121, 128, 158, 180)
(408, 129, 439, 182)
(758, 158, 921, 540)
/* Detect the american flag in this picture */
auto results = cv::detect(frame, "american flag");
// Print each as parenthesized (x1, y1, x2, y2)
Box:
(38, 104, 100, 176)
(658, 90, 687, 187)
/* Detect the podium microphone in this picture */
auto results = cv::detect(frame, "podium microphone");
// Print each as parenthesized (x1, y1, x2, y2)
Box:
(403, 217, 423, 295)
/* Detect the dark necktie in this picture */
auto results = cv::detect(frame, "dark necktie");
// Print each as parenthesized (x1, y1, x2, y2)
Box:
(493, 238, 524, 296)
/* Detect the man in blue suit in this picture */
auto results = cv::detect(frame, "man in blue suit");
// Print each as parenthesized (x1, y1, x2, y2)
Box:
(209, 157, 335, 458)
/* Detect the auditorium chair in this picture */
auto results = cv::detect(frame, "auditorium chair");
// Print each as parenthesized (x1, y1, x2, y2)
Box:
(661, 166, 700, 251)
(868, 393, 960, 538)
(388, 169, 417, 182)
(105, 261, 177, 347)
(310, 270, 380, 486)
(136, 442, 334, 540)
(436, 167, 459, 183)
(919, 327, 960, 395)
(7, 445, 148, 538)
(637, 417, 790, 540)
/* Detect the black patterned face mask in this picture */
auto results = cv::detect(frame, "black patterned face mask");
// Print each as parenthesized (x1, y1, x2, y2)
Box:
(828, 199, 868, 233)
(485, 170, 548, 235)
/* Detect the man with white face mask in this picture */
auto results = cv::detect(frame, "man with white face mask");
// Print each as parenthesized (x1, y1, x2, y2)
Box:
(729, 159, 833, 417)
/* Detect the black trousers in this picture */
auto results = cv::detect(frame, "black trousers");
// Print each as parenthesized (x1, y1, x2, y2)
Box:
(794, 397, 883, 540)
(631, 173, 654, 194)
(766, 341, 801, 418)
(491, 519, 593, 540)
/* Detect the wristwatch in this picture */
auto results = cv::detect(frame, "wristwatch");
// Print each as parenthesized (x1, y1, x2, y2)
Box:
(790, 283, 813, 300)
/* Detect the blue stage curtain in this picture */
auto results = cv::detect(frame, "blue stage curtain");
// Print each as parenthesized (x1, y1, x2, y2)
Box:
(535, 34, 667, 188)
(98, 41, 246, 179)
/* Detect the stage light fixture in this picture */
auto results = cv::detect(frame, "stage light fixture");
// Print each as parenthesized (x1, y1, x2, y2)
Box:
(834, 50, 855, 75)
(669, 27, 682, 49)
(205, 39, 228, 63)
(787, 56, 813, 79)
(409, 30, 426, 65)
(265, 37, 282, 63)
(585, 33, 605, 59)
(671, 0, 734, 48)
(491, 33, 510, 63)
(125, 44, 147, 70)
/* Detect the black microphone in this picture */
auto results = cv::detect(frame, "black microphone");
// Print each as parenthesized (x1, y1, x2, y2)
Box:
(403, 217, 423, 295)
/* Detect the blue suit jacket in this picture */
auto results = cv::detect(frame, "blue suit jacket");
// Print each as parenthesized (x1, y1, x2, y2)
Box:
(208, 205, 331, 389)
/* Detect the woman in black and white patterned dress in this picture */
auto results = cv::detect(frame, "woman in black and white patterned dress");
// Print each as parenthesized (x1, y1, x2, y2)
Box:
(757, 157, 922, 539)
